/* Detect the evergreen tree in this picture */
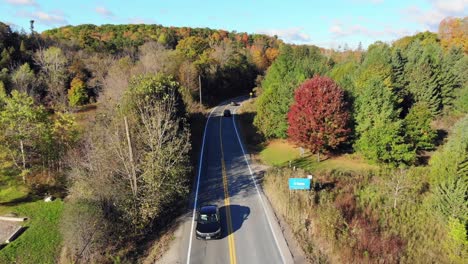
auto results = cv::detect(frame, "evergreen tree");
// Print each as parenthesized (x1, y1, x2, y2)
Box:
(12, 63, 35, 95)
(0, 48, 11, 68)
(19, 40, 26, 54)
(357, 41, 363, 51)
(430, 110, 468, 264)
(0, 91, 48, 181)
(354, 78, 415, 166)
(453, 55, 468, 113)
(327, 60, 358, 92)
(391, 48, 410, 113)
(405, 42, 443, 116)
(440, 46, 463, 110)
(430, 116, 468, 185)
(354, 42, 393, 93)
(404, 102, 437, 151)
(254, 45, 329, 138)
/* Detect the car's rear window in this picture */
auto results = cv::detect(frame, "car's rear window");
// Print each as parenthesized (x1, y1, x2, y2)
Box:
(199, 213, 218, 223)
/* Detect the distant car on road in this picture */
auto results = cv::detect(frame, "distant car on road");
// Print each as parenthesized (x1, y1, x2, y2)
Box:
(223, 109, 231, 117)
(230, 101, 238, 106)
(196, 205, 221, 239)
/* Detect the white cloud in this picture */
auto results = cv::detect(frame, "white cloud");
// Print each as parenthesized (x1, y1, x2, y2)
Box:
(33, 11, 67, 25)
(5, 0, 38, 6)
(330, 25, 344, 35)
(95, 6, 114, 18)
(431, 0, 467, 13)
(127, 17, 156, 24)
(257, 27, 311, 43)
(17, 10, 68, 26)
(330, 22, 411, 39)
(401, 6, 444, 30)
(402, 0, 467, 31)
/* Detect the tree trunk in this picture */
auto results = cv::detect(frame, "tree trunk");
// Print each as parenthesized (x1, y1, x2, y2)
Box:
(20, 140, 26, 169)
(124, 116, 137, 198)
(20, 139, 26, 183)
(317, 152, 320, 162)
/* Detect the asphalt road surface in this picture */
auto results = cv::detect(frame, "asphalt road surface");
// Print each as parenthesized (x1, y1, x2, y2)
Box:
(165, 99, 293, 264)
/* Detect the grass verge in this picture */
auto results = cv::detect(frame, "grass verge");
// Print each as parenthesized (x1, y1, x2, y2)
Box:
(0, 171, 63, 263)
(259, 140, 377, 174)
(0, 200, 64, 264)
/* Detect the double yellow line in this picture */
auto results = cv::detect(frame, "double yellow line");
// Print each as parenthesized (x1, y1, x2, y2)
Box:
(219, 108, 237, 264)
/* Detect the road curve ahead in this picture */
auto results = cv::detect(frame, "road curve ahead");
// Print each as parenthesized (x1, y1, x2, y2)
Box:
(181, 99, 293, 264)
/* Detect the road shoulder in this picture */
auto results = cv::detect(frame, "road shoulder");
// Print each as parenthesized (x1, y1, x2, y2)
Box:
(248, 162, 309, 264)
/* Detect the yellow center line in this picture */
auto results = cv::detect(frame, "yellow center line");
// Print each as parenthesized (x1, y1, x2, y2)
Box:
(220, 108, 237, 264)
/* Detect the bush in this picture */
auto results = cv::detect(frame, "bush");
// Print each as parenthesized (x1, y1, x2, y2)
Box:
(68, 77, 88, 107)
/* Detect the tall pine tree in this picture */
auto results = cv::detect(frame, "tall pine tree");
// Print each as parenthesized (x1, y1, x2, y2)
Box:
(440, 46, 463, 110)
(391, 48, 410, 113)
(405, 42, 443, 116)
(355, 78, 415, 166)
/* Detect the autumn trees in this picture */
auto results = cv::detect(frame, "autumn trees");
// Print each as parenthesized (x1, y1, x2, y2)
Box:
(438, 17, 468, 53)
(255, 45, 329, 138)
(63, 74, 191, 262)
(34, 47, 69, 107)
(0, 22, 281, 112)
(253, 22, 467, 167)
(0, 89, 78, 182)
(68, 77, 88, 107)
(287, 76, 349, 161)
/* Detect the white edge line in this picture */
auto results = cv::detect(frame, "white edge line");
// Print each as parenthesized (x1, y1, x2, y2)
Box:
(186, 106, 218, 264)
(232, 106, 287, 264)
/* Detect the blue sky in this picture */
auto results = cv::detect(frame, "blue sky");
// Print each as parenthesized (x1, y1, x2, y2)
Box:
(1, 0, 467, 49)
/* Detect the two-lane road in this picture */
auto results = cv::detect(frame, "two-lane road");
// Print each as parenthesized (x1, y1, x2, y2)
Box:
(161, 99, 293, 264)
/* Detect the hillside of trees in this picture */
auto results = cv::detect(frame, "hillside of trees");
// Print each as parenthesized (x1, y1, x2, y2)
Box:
(0, 21, 282, 262)
(253, 16, 467, 263)
(0, 15, 466, 263)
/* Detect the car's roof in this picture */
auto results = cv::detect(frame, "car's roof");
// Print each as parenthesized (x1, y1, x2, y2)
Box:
(224, 109, 230, 112)
(200, 205, 217, 214)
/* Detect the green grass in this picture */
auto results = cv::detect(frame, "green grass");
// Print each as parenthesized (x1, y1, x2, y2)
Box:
(259, 140, 301, 166)
(0, 200, 64, 264)
(291, 154, 378, 174)
(0, 171, 63, 263)
(259, 140, 377, 174)
(0, 180, 28, 205)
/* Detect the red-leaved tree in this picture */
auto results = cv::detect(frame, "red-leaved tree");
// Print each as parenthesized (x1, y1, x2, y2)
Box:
(287, 76, 350, 161)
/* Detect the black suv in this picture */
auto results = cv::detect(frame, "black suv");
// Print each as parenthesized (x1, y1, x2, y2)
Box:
(223, 109, 231, 117)
(196, 205, 221, 239)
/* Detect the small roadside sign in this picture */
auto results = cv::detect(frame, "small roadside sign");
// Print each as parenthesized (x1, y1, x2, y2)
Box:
(288, 178, 311, 190)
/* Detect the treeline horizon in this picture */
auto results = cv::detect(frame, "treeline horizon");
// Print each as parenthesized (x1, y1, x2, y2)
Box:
(0, 16, 466, 263)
